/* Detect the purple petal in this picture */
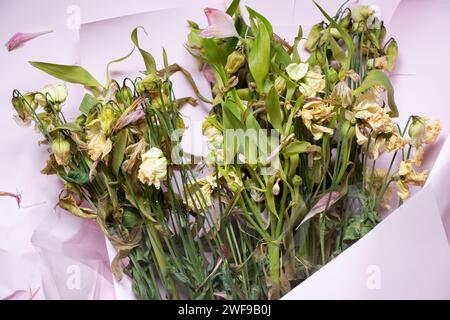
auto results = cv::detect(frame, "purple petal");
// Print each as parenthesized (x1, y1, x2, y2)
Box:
(202, 63, 216, 84)
(5, 30, 53, 51)
(201, 8, 238, 39)
(115, 105, 145, 130)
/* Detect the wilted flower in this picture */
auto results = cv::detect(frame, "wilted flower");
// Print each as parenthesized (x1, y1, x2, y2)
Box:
(368, 135, 385, 160)
(203, 118, 224, 166)
(86, 119, 113, 161)
(355, 125, 368, 145)
(304, 23, 322, 52)
(35, 84, 68, 108)
(274, 76, 286, 94)
(300, 100, 335, 140)
(353, 96, 395, 135)
(395, 160, 428, 200)
(11, 92, 37, 125)
(366, 168, 393, 209)
(299, 65, 326, 97)
(225, 51, 245, 74)
(200, 8, 239, 39)
(408, 116, 441, 147)
(51, 137, 71, 166)
(351, 5, 376, 23)
(184, 175, 216, 213)
(222, 170, 243, 193)
(5, 30, 53, 51)
(286, 63, 308, 81)
(122, 139, 146, 173)
(137, 147, 167, 189)
(385, 130, 407, 153)
(367, 56, 388, 70)
(331, 80, 353, 107)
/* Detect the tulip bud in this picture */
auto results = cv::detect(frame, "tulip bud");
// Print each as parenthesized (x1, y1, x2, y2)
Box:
(225, 51, 245, 74)
(274, 76, 286, 94)
(386, 39, 398, 72)
(304, 23, 322, 52)
(51, 137, 71, 166)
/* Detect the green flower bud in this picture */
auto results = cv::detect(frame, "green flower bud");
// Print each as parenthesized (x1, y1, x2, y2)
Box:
(274, 76, 286, 94)
(100, 105, 115, 134)
(408, 116, 426, 140)
(304, 23, 322, 52)
(51, 137, 71, 166)
(327, 68, 338, 84)
(75, 114, 86, 126)
(272, 180, 280, 196)
(12, 92, 36, 121)
(142, 74, 160, 92)
(116, 86, 133, 105)
(378, 24, 386, 45)
(292, 175, 302, 188)
(225, 51, 245, 74)
(386, 39, 398, 72)
(135, 80, 145, 95)
(368, 30, 380, 50)
(339, 13, 351, 29)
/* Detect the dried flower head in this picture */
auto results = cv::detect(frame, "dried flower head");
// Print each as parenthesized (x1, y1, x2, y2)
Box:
(300, 100, 335, 140)
(137, 147, 167, 189)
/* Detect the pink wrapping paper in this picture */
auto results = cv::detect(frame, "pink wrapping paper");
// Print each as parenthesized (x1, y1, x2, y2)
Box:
(1, 0, 449, 299)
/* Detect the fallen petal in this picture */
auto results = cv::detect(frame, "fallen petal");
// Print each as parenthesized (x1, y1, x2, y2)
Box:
(5, 30, 53, 51)
(0, 191, 21, 207)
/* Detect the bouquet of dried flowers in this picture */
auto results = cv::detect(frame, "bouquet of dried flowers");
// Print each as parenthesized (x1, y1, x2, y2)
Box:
(9, 1, 441, 300)
(185, 0, 441, 298)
